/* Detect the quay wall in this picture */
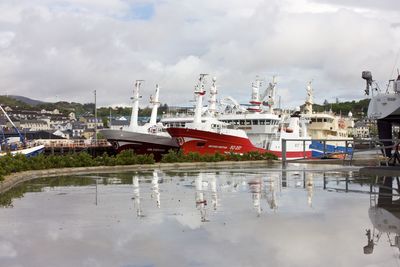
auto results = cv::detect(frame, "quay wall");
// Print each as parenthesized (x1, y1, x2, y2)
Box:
(0, 160, 275, 194)
(0, 156, 379, 194)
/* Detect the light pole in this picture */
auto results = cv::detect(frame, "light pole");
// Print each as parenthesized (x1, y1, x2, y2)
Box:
(94, 90, 97, 142)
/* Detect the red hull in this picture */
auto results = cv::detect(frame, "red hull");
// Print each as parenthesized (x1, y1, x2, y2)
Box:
(268, 150, 312, 159)
(166, 128, 266, 155)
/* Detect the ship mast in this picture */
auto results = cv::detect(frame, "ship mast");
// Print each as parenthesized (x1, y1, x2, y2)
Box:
(193, 74, 208, 125)
(248, 78, 262, 113)
(264, 76, 277, 113)
(149, 84, 160, 125)
(304, 81, 313, 115)
(208, 77, 218, 116)
(129, 80, 143, 130)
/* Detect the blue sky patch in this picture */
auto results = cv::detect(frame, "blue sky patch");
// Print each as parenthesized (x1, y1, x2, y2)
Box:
(124, 2, 155, 20)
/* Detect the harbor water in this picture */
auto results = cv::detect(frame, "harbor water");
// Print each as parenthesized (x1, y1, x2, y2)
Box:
(0, 163, 398, 267)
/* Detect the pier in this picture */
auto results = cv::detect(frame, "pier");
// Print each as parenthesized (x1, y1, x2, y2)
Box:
(34, 139, 113, 156)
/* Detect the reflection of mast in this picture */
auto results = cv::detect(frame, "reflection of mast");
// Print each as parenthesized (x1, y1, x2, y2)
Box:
(195, 174, 208, 222)
(249, 178, 262, 216)
(210, 176, 218, 211)
(281, 169, 287, 188)
(151, 171, 161, 208)
(306, 173, 314, 207)
(266, 175, 277, 210)
(133, 175, 142, 217)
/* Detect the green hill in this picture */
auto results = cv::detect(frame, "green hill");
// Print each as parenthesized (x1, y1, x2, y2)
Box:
(309, 99, 370, 117)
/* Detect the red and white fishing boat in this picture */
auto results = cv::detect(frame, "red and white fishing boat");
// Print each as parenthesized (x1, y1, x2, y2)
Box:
(219, 77, 312, 159)
(166, 75, 265, 155)
(100, 81, 178, 160)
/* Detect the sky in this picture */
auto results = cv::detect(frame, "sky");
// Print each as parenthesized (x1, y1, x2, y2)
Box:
(0, 0, 399, 108)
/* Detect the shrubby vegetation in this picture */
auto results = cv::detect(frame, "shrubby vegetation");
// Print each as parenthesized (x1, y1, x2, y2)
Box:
(0, 150, 277, 182)
(160, 150, 277, 163)
(0, 150, 155, 181)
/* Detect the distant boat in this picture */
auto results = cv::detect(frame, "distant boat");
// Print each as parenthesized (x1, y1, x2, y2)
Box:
(100, 81, 178, 160)
(301, 81, 353, 158)
(0, 105, 45, 157)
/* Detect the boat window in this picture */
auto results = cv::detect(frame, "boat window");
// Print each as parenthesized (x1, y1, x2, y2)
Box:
(323, 118, 327, 122)
(253, 120, 258, 125)
(246, 121, 251, 125)
(260, 120, 265, 125)
(311, 118, 316, 122)
(234, 120, 239, 125)
(240, 120, 245, 125)
(265, 120, 271, 125)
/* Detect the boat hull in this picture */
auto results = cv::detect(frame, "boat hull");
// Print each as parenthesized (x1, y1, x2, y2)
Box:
(368, 93, 400, 121)
(0, 145, 45, 157)
(166, 127, 266, 155)
(100, 129, 178, 160)
(268, 149, 312, 160)
(310, 141, 353, 158)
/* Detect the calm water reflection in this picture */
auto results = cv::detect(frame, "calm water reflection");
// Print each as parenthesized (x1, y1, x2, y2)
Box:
(0, 164, 399, 267)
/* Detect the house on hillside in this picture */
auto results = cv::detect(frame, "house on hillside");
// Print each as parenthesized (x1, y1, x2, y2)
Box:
(72, 122, 85, 138)
(109, 118, 130, 130)
(353, 120, 370, 139)
(53, 122, 72, 132)
(82, 128, 95, 140)
(79, 116, 103, 129)
(19, 119, 50, 131)
(53, 129, 71, 139)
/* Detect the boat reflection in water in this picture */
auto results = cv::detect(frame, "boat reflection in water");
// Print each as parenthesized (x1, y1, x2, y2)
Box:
(248, 178, 262, 216)
(306, 173, 314, 208)
(132, 175, 143, 217)
(151, 171, 161, 209)
(364, 176, 400, 255)
(195, 173, 208, 222)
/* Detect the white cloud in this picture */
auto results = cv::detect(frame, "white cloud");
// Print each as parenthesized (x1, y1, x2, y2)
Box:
(0, 0, 399, 107)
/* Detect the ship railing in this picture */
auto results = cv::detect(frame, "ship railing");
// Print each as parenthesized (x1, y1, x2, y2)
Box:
(281, 138, 400, 166)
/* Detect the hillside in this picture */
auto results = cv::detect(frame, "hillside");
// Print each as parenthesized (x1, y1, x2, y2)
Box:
(0, 95, 32, 109)
(1, 94, 370, 119)
(309, 98, 370, 117)
(7, 95, 46, 106)
(0, 95, 168, 119)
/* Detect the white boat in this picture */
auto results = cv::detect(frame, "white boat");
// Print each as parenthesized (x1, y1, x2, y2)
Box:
(0, 105, 45, 157)
(301, 81, 354, 158)
(218, 77, 312, 159)
(100, 81, 178, 160)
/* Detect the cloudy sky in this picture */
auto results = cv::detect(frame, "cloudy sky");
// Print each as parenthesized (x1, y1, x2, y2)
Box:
(0, 0, 399, 108)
